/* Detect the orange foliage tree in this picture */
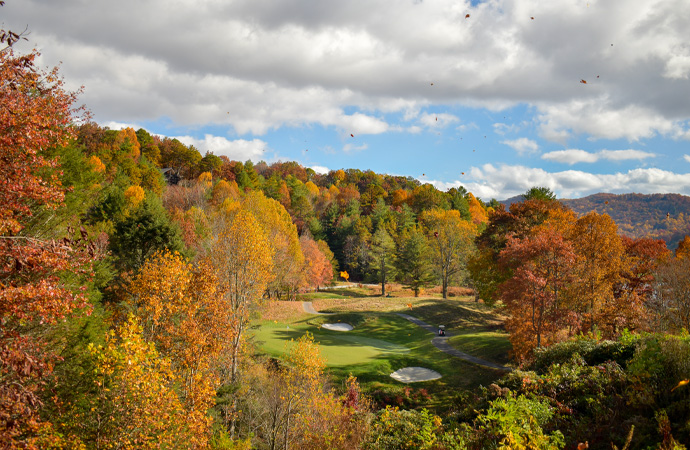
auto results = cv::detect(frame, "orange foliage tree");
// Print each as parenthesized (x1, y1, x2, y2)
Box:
(567, 212, 624, 335)
(499, 227, 576, 359)
(300, 235, 333, 290)
(127, 250, 228, 444)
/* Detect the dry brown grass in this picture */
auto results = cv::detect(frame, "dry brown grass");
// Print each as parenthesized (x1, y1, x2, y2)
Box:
(257, 300, 307, 321)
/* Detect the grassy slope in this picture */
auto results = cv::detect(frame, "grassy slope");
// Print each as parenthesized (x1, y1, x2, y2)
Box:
(252, 286, 512, 410)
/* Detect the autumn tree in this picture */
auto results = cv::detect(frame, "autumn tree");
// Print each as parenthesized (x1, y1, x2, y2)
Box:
(0, 48, 95, 448)
(238, 334, 369, 450)
(614, 236, 670, 332)
(499, 227, 576, 359)
(567, 212, 624, 335)
(299, 235, 333, 290)
(207, 209, 273, 435)
(127, 250, 228, 444)
(469, 198, 572, 304)
(420, 209, 476, 298)
(85, 317, 197, 449)
(242, 192, 303, 299)
(651, 256, 690, 333)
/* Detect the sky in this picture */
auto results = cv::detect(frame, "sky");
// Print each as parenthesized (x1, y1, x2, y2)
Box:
(4, 0, 690, 201)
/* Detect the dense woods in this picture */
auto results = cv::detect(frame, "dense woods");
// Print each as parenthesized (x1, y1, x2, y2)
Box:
(4, 28, 690, 449)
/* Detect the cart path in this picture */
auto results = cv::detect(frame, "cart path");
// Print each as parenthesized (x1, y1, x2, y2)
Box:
(302, 301, 333, 315)
(395, 313, 512, 372)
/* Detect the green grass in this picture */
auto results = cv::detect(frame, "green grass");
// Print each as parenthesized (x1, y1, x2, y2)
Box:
(449, 330, 512, 365)
(251, 297, 511, 412)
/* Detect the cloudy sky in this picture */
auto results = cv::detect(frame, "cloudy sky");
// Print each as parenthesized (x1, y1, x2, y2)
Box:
(5, 0, 690, 200)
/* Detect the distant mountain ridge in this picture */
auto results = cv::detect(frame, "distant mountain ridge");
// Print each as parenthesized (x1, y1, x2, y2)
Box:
(500, 193, 690, 250)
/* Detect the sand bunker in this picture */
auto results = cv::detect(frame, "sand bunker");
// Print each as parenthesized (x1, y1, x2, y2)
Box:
(321, 323, 354, 331)
(390, 367, 442, 383)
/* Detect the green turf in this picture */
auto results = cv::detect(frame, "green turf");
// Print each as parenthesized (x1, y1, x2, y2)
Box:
(449, 330, 512, 365)
(251, 302, 510, 412)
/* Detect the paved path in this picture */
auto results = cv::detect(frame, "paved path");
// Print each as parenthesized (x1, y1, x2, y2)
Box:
(395, 313, 512, 372)
(302, 301, 332, 315)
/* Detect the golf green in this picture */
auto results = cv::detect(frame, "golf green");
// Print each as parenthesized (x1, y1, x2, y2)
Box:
(252, 322, 410, 367)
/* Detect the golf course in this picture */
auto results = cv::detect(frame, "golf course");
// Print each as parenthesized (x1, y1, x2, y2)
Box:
(251, 284, 512, 410)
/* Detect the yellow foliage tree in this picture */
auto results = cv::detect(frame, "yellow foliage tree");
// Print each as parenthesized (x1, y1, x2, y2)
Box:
(124, 185, 145, 210)
(88, 155, 106, 173)
(242, 191, 304, 299)
(127, 250, 222, 444)
(420, 209, 477, 298)
(198, 171, 213, 189)
(87, 317, 196, 449)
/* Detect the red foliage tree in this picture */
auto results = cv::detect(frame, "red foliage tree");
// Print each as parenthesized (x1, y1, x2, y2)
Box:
(0, 49, 94, 447)
(499, 227, 576, 359)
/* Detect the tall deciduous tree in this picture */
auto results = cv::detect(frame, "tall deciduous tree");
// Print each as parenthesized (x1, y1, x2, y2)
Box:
(300, 235, 333, 290)
(567, 212, 624, 335)
(499, 227, 575, 359)
(0, 48, 95, 448)
(208, 210, 273, 382)
(420, 209, 476, 298)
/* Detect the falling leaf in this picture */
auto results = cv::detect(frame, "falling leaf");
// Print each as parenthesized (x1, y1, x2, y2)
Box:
(672, 379, 689, 392)
(435, 117, 438, 121)
(531, 16, 534, 19)
(465, 13, 470, 18)
(605, 201, 608, 204)
(350, 133, 354, 137)
(422, 173, 425, 176)
(597, 75, 600, 78)
(580, 79, 587, 84)
(430, 82, 434, 85)
(461, 172, 465, 175)
(407, 303, 413, 309)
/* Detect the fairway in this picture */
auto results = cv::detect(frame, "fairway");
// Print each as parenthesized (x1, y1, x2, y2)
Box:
(253, 321, 410, 366)
(252, 293, 512, 411)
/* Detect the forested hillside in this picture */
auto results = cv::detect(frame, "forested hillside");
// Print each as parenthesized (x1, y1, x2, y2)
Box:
(562, 193, 690, 250)
(504, 192, 690, 250)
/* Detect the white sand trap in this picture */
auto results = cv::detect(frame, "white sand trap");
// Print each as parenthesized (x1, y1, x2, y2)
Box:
(321, 323, 354, 331)
(390, 367, 442, 383)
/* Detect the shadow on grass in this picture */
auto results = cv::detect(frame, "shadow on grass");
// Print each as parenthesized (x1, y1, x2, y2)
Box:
(398, 299, 505, 331)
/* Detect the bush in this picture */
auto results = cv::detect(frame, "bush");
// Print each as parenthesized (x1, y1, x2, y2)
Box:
(529, 338, 637, 373)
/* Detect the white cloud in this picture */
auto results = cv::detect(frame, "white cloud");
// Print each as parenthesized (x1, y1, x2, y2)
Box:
(542, 149, 599, 164)
(12, 0, 689, 141)
(102, 121, 143, 131)
(174, 135, 269, 161)
(310, 165, 330, 174)
(419, 113, 460, 128)
(542, 149, 656, 164)
(537, 98, 677, 143)
(342, 142, 368, 153)
(501, 137, 539, 155)
(684, 155, 690, 163)
(434, 164, 690, 200)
